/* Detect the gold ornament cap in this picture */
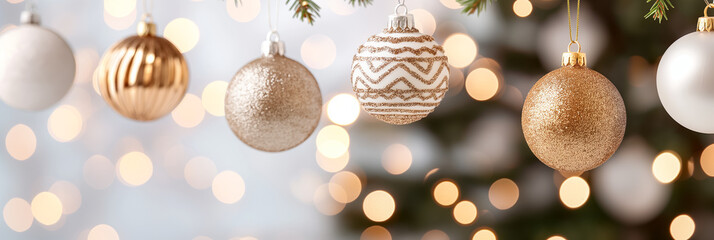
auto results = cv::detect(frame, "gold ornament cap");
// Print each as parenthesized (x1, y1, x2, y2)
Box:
(388, 2, 415, 30)
(562, 41, 586, 67)
(137, 21, 156, 36)
(261, 31, 285, 57)
(699, 4, 714, 32)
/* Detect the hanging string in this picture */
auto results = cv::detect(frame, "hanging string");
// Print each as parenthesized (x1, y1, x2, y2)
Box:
(566, 0, 581, 52)
(142, 0, 154, 22)
(267, 0, 279, 32)
(706, 0, 711, 6)
(25, 0, 36, 11)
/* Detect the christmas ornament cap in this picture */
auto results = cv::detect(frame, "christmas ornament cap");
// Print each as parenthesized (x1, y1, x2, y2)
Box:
(697, 4, 714, 32)
(20, 10, 40, 25)
(388, 3, 414, 30)
(562, 41, 586, 67)
(261, 31, 285, 57)
(137, 20, 156, 36)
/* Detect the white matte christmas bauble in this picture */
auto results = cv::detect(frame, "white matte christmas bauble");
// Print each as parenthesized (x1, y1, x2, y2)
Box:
(0, 24, 75, 110)
(657, 31, 714, 133)
(351, 15, 449, 125)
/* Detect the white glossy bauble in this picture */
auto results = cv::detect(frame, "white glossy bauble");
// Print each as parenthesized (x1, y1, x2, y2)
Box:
(657, 32, 714, 133)
(0, 25, 75, 110)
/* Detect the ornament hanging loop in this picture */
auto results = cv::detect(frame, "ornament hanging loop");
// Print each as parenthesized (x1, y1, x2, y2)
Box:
(698, 4, 714, 32)
(567, 41, 582, 53)
(394, 0, 408, 15)
(705, 4, 714, 17)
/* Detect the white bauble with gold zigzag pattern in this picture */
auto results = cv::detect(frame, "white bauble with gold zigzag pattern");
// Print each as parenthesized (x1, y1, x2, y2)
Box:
(351, 11, 449, 125)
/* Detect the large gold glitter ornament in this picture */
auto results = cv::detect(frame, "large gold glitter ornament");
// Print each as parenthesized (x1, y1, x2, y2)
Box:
(225, 32, 322, 152)
(350, 3, 449, 125)
(522, 51, 626, 172)
(94, 19, 189, 121)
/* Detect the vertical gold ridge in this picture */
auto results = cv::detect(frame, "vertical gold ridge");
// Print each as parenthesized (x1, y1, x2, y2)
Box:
(561, 52, 587, 67)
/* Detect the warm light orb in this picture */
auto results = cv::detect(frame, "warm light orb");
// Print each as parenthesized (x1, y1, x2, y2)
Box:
(84, 155, 115, 190)
(363, 190, 396, 222)
(172, 93, 205, 128)
(440, 0, 461, 9)
(30, 192, 63, 226)
(103, 8, 136, 31)
(226, 0, 261, 22)
(48, 105, 83, 142)
(652, 151, 681, 184)
(411, 9, 437, 36)
(329, 171, 362, 203)
(547, 236, 567, 240)
(670, 214, 695, 240)
(48, 181, 82, 215)
(559, 176, 590, 209)
(328, 0, 357, 15)
(465, 68, 500, 101)
(443, 33, 477, 68)
(701, 144, 714, 177)
(433, 180, 459, 207)
(212, 171, 246, 204)
(488, 178, 519, 210)
(184, 156, 218, 190)
(164, 18, 200, 53)
(301, 34, 337, 70)
(513, 0, 533, 18)
(88, 224, 119, 240)
(117, 151, 153, 186)
(5, 124, 36, 161)
(201, 81, 229, 117)
(361, 225, 392, 240)
(316, 125, 350, 158)
(3, 198, 33, 232)
(104, 0, 136, 17)
(472, 229, 497, 240)
(313, 184, 346, 216)
(382, 144, 413, 175)
(327, 93, 360, 126)
(316, 150, 350, 173)
(453, 200, 478, 225)
(422, 229, 449, 240)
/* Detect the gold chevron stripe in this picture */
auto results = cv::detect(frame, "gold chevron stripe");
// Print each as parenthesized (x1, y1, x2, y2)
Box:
(357, 45, 445, 55)
(363, 108, 434, 113)
(353, 56, 448, 62)
(356, 91, 447, 101)
(360, 102, 441, 107)
(351, 61, 449, 86)
(367, 35, 435, 44)
(357, 58, 444, 74)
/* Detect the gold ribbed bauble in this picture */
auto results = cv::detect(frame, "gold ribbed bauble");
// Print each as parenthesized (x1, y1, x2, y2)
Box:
(522, 51, 626, 173)
(225, 32, 322, 152)
(94, 20, 189, 121)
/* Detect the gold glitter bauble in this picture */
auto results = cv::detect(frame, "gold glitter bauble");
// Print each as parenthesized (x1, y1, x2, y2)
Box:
(522, 65, 626, 172)
(95, 21, 188, 121)
(225, 52, 322, 152)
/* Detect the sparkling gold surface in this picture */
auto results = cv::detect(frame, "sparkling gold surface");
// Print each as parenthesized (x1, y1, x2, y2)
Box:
(225, 55, 322, 152)
(95, 21, 189, 121)
(522, 66, 626, 172)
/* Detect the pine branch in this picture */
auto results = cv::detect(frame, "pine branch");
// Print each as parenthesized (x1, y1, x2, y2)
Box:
(644, 0, 674, 23)
(287, 0, 320, 25)
(346, 0, 373, 7)
(457, 0, 497, 15)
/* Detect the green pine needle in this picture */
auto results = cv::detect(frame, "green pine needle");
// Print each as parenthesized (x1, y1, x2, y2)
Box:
(347, 0, 373, 7)
(644, 0, 674, 23)
(456, 0, 496, 15)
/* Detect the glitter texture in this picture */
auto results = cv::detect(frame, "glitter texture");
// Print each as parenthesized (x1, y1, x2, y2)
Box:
(522, 66, 626, 172)
(225, 55, 322, 152)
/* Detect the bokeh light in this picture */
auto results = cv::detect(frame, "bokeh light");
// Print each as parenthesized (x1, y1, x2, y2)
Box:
(412, 9, 437, 36)
(440, 0, 461, 9)
(202, 81, 229, 117)
(212, 171, 246, 204)
(513, 0, 533, 17)
(104, 0, 135, 17)
(328, 0, 357, 15)
(184, 156, 218, 190)
(327, 93, 360, 126)
(30, 192, 63, 226)
(226, 0, 260, 22)
(117, 151, 153, 187)
(75, 48, 100, 83)
(670, 214, 695, 240)
(3, 198, 33, 232)
(103, 8, 136, 31)
(453, 200, 477, 225)
(701, 144, 714, 177)
(48, 105, 83, 142)
(443, 33, 477, 68)
(652, 151, 681, 184)
(422, 229, 449, 240)
(48, 181, 82, 215)
(559, 176, 589, 209)
(301, 34, 337, 70)
(472, 228, 497, 240)
(433, 180, 459, 207)
(488, 178, 519, 210)
(5, 124, 36, 161)
(84, 155, 115, 190)
(316, 150, 350, 173)
(381, 144, 413, 175)
(361, 225, 392, 240)
(329, 171, 362, 203)
(172, 93, 205, 128)
(316, 125, 350, 158)
(465, 68, 500, 101)
(88, 224, 119, 240)
(363, 190, 396, 222)
(164, 18, 200, 53)
(547, 236, 567, 240)
(313, 184, 346, 216)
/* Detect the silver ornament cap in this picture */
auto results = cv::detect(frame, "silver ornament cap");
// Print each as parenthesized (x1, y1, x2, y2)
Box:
(261, 31, 285, 57)
(388, 2, 414, 30)
(20, 10, 40, 25)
